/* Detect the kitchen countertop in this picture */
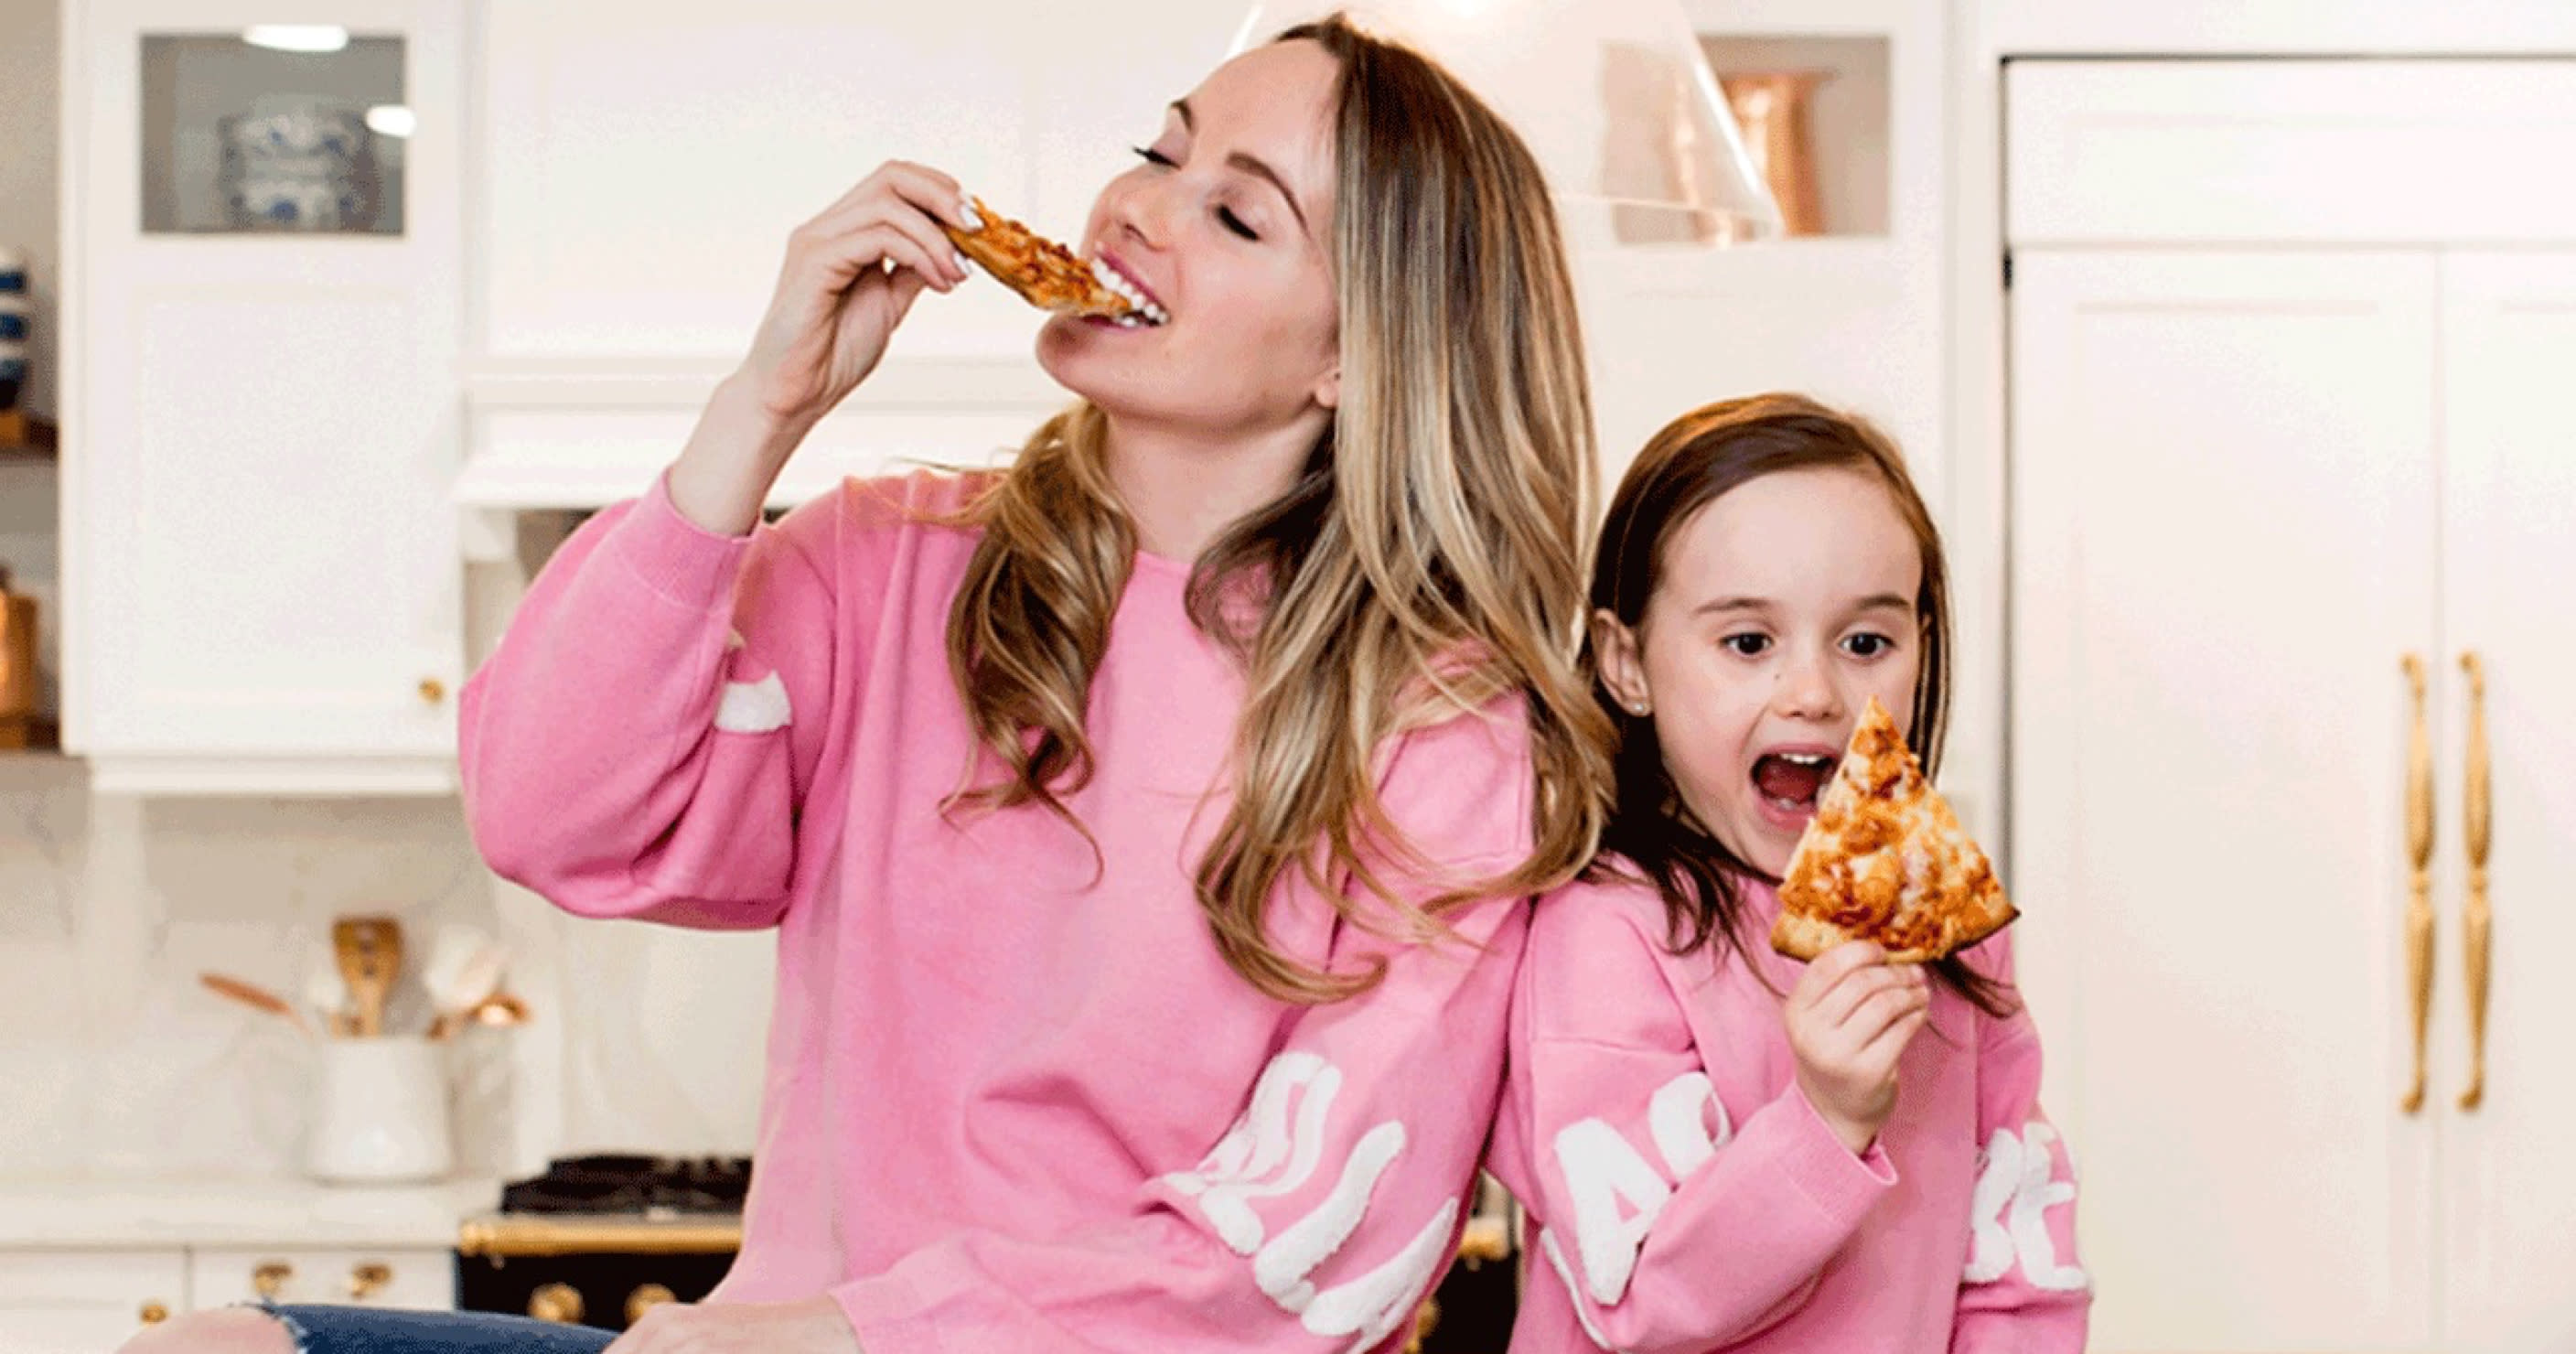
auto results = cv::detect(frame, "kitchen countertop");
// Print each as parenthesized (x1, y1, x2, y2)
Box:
(0, 1176, 503, 1250)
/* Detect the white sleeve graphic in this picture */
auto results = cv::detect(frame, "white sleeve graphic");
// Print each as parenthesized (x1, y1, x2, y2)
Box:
(1163, 1052, 1464, 1352)
(1964, 1123, 2089, 1292)
(1551, 1071, 1734, 1306)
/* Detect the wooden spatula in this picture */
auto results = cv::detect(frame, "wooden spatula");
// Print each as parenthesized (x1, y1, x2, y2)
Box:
(331, 916, 404, 1037)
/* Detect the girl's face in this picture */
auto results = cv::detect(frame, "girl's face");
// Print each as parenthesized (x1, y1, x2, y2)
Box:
(1595, 467, 1927, 877)
(1036, 39, 1343, 441)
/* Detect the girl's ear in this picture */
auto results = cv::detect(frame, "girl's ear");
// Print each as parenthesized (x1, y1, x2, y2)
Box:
(1314, 366, 1340, 412)
(1591, 608, 1652, 716)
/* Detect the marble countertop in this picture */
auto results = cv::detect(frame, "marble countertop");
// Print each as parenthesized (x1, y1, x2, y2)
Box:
(0, 1176, 503, 1250)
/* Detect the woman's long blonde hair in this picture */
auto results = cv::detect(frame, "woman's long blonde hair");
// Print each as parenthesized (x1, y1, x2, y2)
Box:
(945, 14, 1610, 1002)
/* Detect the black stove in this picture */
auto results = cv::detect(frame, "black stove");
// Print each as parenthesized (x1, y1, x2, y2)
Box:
(456, 1155, 753, 1331)
(498, 1154, 754, 1216)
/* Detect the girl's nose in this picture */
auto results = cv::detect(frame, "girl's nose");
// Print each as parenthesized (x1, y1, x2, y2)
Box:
(1774, 653, 1846, 722)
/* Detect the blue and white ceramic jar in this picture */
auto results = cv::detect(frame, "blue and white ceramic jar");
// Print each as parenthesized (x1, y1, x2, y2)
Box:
(0, 244, 28, 417)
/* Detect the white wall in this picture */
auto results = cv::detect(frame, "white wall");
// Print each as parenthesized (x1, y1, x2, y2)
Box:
(0, 0, 59, 419)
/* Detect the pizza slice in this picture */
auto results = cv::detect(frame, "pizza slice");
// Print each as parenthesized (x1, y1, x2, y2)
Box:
(941, 197, 1166, 327)
(1770, 694, 2018, 963)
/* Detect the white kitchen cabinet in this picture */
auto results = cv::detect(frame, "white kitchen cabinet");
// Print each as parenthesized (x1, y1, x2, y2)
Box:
(190, 1244, 454, 1311)
(0, 1249, 188, 1353)
(2006, 59, 2576, 1354)
(59, 0, 467, 794)
(2426, 251, 2576, 1354)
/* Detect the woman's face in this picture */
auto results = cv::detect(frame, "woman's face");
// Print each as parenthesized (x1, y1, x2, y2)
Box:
(1036, 39, 1343, 442)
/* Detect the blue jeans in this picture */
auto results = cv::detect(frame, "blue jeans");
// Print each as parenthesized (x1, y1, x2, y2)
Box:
(260, 1304, 617, 1352)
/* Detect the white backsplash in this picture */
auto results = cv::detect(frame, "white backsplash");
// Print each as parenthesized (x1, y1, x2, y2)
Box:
(0, 756, 770, 1183)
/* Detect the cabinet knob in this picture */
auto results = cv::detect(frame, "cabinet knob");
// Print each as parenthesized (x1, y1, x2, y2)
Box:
(348, 1261, 393, 1301)
(418, 677, 447, 704)
(138, 1300, 170, 1325)
(529, 1282, 585, 1325)
(627, 1283, 679, 1325)
(252, 1261, 295, 1301)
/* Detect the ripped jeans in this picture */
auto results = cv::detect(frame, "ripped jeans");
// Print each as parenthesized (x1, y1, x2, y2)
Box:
(256, 1303, 617, 1353)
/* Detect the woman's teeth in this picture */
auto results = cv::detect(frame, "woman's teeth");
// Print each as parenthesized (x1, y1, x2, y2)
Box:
(1090, 260, 1169, 327)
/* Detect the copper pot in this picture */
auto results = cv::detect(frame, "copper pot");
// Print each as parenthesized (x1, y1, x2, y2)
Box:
(1718, 70, 1833, 238)
(0, 564, 38, 748)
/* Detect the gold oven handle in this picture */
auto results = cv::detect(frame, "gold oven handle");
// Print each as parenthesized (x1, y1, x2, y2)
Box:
(2400, 654, 2436, 1114)
(2458, 652, 2492, 1111)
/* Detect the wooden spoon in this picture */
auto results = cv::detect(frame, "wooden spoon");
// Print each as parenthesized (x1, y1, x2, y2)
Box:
(198, 973, 314, 1037)
(331, 916, 404, 1038)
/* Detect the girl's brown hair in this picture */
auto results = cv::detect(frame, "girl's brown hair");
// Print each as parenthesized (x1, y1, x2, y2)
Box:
(943, 14, 1613, 1002)
(1590, 392, 2013, 1016)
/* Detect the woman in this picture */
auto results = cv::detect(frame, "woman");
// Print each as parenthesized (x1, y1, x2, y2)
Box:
(131, 16, 1608, 1354)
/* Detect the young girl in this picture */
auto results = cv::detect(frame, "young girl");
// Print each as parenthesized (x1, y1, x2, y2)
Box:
(133, 17, 1608, 1354)
(1492, 394, 2089, 1353)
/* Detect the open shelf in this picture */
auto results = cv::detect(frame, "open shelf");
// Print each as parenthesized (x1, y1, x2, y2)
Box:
(1701, 33, 1893, 240)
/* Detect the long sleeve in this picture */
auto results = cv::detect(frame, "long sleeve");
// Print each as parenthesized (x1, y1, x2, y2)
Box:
(457, 473, 843, 930)
(1948, 938, 2090, 1353)
(823, 702, 1538, 1354)
(1500, 898, 1895, 1354)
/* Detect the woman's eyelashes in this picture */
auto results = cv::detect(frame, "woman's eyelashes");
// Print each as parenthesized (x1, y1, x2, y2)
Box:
(1126, 145, 1262, 242)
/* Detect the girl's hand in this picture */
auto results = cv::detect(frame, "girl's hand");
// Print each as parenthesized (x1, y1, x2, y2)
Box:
(1784, 940, 1930, 1155)
(603, 1295, 861, 1354)
(737, 160, 978, 434)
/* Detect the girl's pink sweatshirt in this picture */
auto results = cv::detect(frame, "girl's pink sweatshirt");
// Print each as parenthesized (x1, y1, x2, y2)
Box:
(457, 470, 1537, 1354)
(1491, 872, 2089, 1354)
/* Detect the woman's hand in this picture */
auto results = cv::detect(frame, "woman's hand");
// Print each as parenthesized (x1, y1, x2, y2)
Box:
(669, 162, 978, 534)
(602, 1295, 861, 1354)
(738, 160, 978, 432)
(1784, 940, 1930, 1155)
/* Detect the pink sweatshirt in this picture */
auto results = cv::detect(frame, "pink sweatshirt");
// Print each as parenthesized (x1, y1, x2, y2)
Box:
(1491, 871, 2088, 1354)
(458, 470, 1539, 1354)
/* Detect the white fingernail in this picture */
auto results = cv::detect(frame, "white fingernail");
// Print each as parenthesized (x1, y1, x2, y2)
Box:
(959, 199, 983, 230)
(953, 249, 971, 274)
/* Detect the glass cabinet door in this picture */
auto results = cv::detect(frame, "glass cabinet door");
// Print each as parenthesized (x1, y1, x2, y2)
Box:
(138, 28, 406, 235)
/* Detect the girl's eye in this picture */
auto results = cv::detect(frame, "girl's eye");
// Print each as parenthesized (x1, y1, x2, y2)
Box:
(1132, 145, 1175, 167)
(1216, 205, 1259, 241)
(1720, 633, 1771, 658)
(1843, 632, 1895, 659)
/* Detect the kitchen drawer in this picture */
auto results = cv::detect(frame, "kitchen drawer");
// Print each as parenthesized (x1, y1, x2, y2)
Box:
(190, 1245, 455, 1311)
(0, 1249, 188, 1352)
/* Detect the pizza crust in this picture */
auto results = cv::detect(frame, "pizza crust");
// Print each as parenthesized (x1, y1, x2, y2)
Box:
(941, 197, 1156, 323)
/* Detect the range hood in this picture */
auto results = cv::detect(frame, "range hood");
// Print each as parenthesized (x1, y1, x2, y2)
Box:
(453, 356, 1068, 552)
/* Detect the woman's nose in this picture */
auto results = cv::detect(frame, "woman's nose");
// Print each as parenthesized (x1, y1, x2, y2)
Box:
(1104, 174, 1178, 251)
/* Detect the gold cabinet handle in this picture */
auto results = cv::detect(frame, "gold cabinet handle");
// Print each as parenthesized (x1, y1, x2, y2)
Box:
(418, 677, 447, 704)
(252, 1260, 295, 1301)
(2400, 653, 2437, 1114)
(2459, 652, 2493, 1111)
(138, 1300, 170, 1325)
(348, 1261, 393, 1301)
(529, 1282, 585, 1325)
